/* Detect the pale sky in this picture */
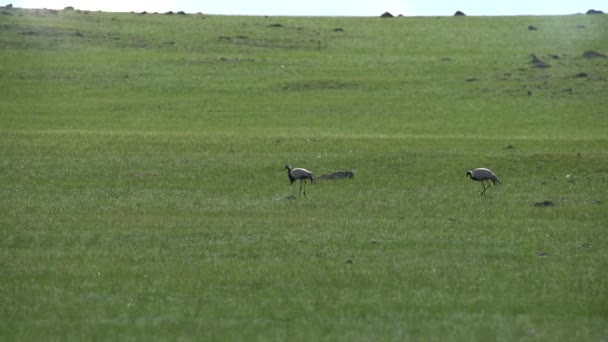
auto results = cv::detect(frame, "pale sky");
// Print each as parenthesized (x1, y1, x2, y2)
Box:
(10, 0, 607, 16)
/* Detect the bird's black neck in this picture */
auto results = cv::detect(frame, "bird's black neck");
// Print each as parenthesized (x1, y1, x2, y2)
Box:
(286, 168, 295, 183)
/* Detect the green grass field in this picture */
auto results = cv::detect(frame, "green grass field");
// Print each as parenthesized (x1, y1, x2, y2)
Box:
(1, 7, 607, 340)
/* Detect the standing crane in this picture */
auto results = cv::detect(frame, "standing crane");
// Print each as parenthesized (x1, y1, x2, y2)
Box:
(285, 164, 314, 198)
(466, 168, 501, 195)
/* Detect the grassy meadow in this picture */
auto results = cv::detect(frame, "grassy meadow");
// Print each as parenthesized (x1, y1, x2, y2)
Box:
(1, 6, 607, 340)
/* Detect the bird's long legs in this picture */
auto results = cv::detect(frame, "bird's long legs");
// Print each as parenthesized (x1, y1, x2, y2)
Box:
(480, 181, 487, 195)
(480, 180, 496, 195)
(299, 180, 307, 197)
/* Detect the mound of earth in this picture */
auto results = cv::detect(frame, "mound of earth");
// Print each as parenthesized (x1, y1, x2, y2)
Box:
(582, 50, 606, 58)
(318, 171, 355, 180)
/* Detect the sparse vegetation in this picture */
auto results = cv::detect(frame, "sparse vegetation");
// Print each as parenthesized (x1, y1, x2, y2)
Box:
(1, 7, 607, 341)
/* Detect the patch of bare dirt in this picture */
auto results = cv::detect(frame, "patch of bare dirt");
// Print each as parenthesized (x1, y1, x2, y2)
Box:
(533, 200, 554, 207)
(319, 171, 355, 180)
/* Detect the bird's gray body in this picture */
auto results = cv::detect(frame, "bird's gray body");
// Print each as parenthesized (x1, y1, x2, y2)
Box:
(466, 168, 500, 195)
(285, 164, 314, 197)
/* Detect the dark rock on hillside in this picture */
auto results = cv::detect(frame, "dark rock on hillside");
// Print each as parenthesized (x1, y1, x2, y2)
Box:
(454, 10, 466, 16)
(586, 9, 604, 14)
(528, 25, 538, 30)
(582, 50, 606, 58)
(380, 11, 394, 18)
(530, 54, 550, 68)
(575, 72, 588, 78)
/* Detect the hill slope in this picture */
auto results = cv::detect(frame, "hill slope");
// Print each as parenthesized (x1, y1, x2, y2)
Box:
(2, 8, 607, 138)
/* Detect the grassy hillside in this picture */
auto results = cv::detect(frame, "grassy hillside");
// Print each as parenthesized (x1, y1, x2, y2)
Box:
(1, 7, 607, 341)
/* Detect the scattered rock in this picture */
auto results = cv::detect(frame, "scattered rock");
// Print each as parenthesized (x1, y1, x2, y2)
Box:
(440, 57, 452, 62)
(466, 78, 478, 82)
(454, 10, 466, 16)
(575, 72, 588, 78)
(345, 259, 353, 264)
(528, 25, 538, 30)
(267, 23, 283, 28)
(319, 171, 355, 180)
(536, 250, 548, 257)
(503, 144, 515, 149)
(592, 200, 602, 205)
(75, 31, 84, 37)
(580, 243, 592, 248)
(286, 195, 297, 200)
(577, 24, 586, 29)
(582, 50, 606, 58)
(533, 200, 554, 207)
(380, 11, 394, 18)
(586, 9, 604, 14)
(333, 27, 344, 32)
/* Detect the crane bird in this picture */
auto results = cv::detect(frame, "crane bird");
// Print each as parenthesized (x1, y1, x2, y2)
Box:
(285, 164, 314, 197)
(466, 168, 501, 195)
